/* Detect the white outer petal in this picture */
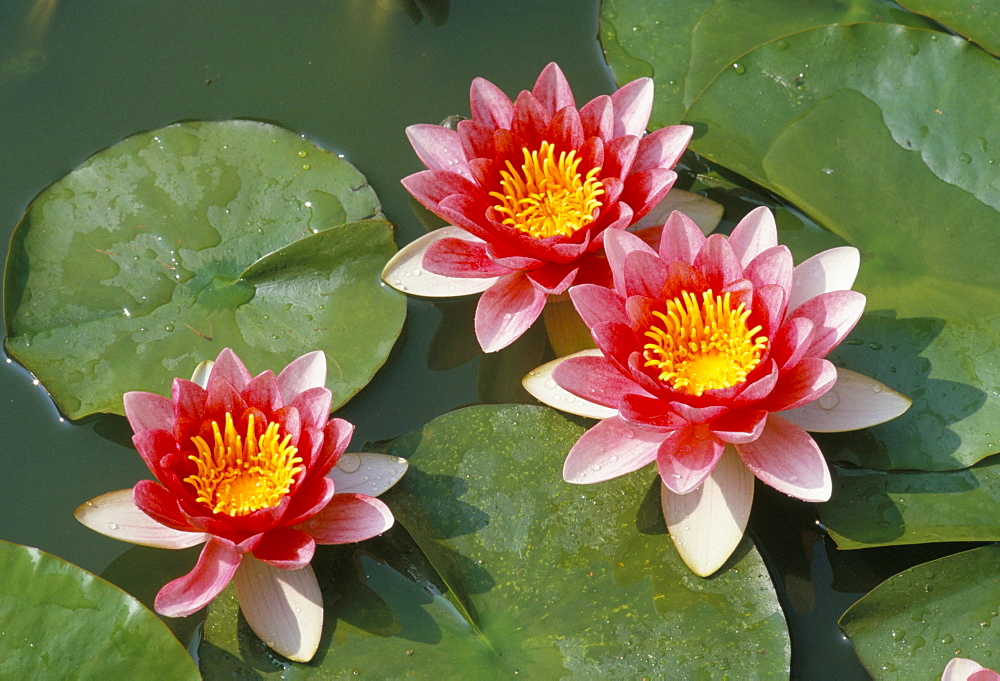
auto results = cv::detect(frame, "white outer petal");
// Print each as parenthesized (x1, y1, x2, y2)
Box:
(523, 350, 619, 420)
(329, 452, 409, 497)
(662, 445, 754, 577)
(381, 226, 500, 297)
(74, 489, 206, 549)
(190, 360, 215, 388)
(542, 295, 597, 357)
(631, 188, 724, 235)
(779, 368, 911, 433)
(234, 557, 324, 663)
(787, 246, 860, 313)
(942, 657, 990, 681)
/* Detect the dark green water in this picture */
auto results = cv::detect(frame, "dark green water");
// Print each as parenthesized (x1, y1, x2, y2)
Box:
(0, 1, 958, 678)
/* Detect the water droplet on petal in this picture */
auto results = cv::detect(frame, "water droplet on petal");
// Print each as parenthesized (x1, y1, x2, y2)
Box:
(108, 523, 119, 531)
(819, 391, 840, 410)
(872, 383, 883, 393)
(544, 379, 557, 390)
(591, 464, 601, 472)
(338, 453, 363, 474)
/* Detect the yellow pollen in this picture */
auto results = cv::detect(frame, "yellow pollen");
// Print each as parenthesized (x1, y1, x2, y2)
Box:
(184, 412, 303, 517)
(489, 140, 605, 239)
(643, 290, 768, 397)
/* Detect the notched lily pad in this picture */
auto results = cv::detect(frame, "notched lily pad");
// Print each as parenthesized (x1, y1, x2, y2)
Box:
(0, 540, 199, 679)
(4, 120, 405, 419)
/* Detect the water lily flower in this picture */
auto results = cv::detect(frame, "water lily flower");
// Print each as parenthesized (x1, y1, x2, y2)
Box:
(76, 349, 406, 662)
(382, 62, 693, 352)
(523, 208, 910, 576)
(943, 657, 1000, 681)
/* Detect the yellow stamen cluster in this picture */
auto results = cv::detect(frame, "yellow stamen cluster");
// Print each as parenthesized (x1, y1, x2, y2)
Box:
(490, 140, 604, 239)
(184, 412, 302, 517)
(643, 290, 768, 397)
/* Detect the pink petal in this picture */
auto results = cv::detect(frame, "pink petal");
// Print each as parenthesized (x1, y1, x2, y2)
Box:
(253, 528, 316, 569)
(289, 387, 333, 431)
(233, 558, 323, 663)
(511, 91, 549, 147)
(769, 316, 816, 368)
(123, 391, 174, 434)
(425, 237, 513, 278)
(662, 445, 754, 577)
(133, 480, 196, 532)
(209, 348, 252, 391)
(547, 105, 585, 152)
(75, 489, 206, 549)
(475, 271, 548, 352)
(401, 169, 481, 211)
(382, 226, 500, 297)
(736, 415, 832, 502)
(632, 124, 693, 173)
(603, 228, 657, 294)
(525, 352, 620, 419)
(532, 62, 575, 115)
(283, 477, 336, 526)
(526, 263, 578, 295)
(470, 76, 514, 128)
(563, 416, 668, 484)
(603, 135, 639, 180)
(787, 246, 860, 314)
(618, 168, 678, 221)
(656, 425, 725, 494)
(300, 493, 394, 544)
(788, 290, 866, 358)
(623, 250, 668, 299)
(244, 371, 281, 413)
(579, 94, 613, 140)
(710, 409, 769, 444)
(743, 245, 793, 297)
(728, 206, 778, 267)
(659, 210, 707, 265)
(610, 77, 654, 137)
(694, 233, 742, 291)
(406, 124, 472, 180)
(569, 283, 629, 327)
(276, 351, 327, 404)
(171, 378, 207, 423)
(761, 357, 837, 412)
(552, 352, 641, 409)
(132, 429, 177, 477)
(619, 393, 686, 429)
(154, 537, 242, 617)
(730, 360, 779, 405)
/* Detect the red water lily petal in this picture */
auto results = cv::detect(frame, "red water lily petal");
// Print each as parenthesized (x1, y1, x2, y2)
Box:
(470, 76, 514, 128)
(312, 418, 354, 476)
(300, 494, 394, 544)
(623, 250, 668, 299)
(475, 271, 548, 352)
(609, 76, 653, 137)
(253, 527, 316, 570)
(604, 228, 656, 293)
(276, 351, 327, 403)
(526, 263, 578, 294)
(618, 168, 677, 222)
(619, 393, 687, 430)
(172, 378, 207, 424)
(656, 425, 725, 495)
(289, 387, 332, 432)
(736, 415, 832, 502)
(563, 415, 667, 484)
(604, 135, 639, 180)
(658, 210, 706, 266)
(728, 206, 778, 267)
(133, 480, 195, 532)
(694, 233, 742, 291)
(402, 170, 481, 212)
(730, 360, 779, 405)
(406, 124, 472, 180)
(245, 371, 282, 413)
(533, 62, 575, 115)
(132, 428, 177, 476)
(743, 245, 793, 297)
(154, 537, 242, 617)
(789, 290, 866, 359)
(710, 409, 768, 444)
(661, 260, 709, 303)
(424, 237, 513, 278)
(633, 125, 693, 173)
(569, 283, 628, 327)
(579, 94, 613, 140)
(283, 477, 336, 527)
(553, 353, 642, 408)
(511, 91, 549, 149)
(761, 357, 837, 412)
(547, 105, 585, 152)
(124, 391, 173, 434)
(458, 119, 496, 161)
(210, 349, 252, 391)
(591, 321, 639, 374)
(768, 316, 816, 369)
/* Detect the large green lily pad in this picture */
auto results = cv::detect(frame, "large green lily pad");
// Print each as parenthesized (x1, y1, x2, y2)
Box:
(840, 544, 1000, 679)
(201, 404, 790, 678)
(633, 23, 1000, 471)
(600, 0, 936, 127)
(897, 0, 1000, 56)
(4, 120, 405, 419)
(818, 455, 1000, 549)
(0, 540, 199, 679)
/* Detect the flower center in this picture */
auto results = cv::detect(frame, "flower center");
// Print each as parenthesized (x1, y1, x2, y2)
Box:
(643, 290, 768, 397)
(489, 140, 604, 239)
(184, 412, 303, 517)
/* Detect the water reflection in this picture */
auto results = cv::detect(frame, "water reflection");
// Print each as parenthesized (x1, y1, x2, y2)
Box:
(0, 0, 57, 83)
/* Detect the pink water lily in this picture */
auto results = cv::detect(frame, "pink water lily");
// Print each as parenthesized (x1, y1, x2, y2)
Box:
(524, 207, 910, 575)
(383, 62, 692, 352)
(76, 349, 406, 662)
(943, 658, 1000, 681)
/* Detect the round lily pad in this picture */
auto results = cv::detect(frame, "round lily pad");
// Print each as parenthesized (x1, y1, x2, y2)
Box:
(4, 120, 405, 419)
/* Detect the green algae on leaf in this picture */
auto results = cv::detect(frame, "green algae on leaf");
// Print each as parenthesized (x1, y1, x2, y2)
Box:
(4, 120, 405, 419)
(201, 405, 790, 679)
(0, 540, 199, 680)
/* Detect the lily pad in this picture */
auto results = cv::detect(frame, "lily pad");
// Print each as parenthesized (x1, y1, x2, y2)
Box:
(4, 120, 405, 419)
(840, 544, 1000, 679)
(674, 24, 1000, 471)
(897, 0, 1000, 56)
(201, 405, 790, 678)
(600, 0, 937, 127)
(818, 455, 1000, 549)
(0, 539, 199, 679)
